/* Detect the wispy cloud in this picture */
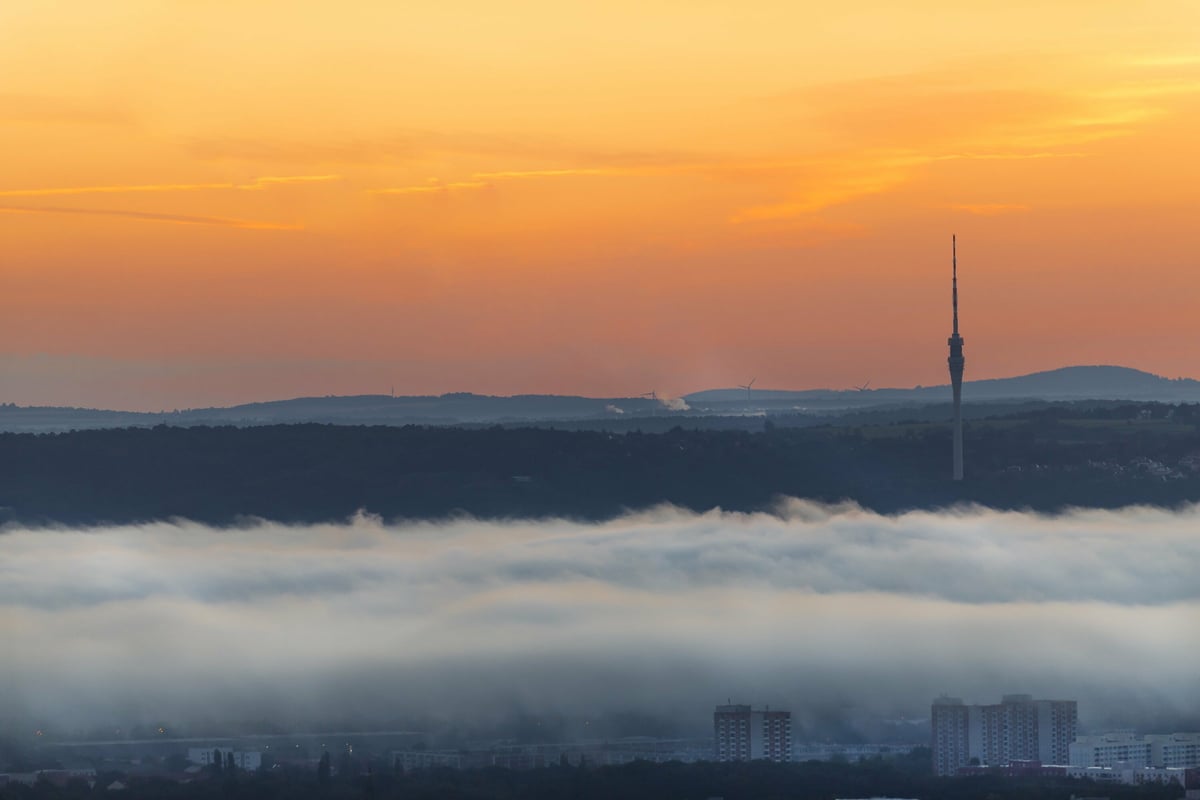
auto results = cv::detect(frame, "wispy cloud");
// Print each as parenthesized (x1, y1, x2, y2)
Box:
(729, 160, 911, 222)
(720, 51, 1195, 222)
(371, 168, 632, 196)
(0, 175, 341, 198)
(239, 174, 342, 189)
(472, 168, 619, 180)
(0, 182, 230, 198)
(187, 130, 703, 169)
(0, 205, 301, 230)
(728, 148, 1089, 222)
(370, 180, 491, 195)
(928, 151, 1087, 162)
(947, 203, 1029, 216)
(1124, 54, 1200, 68)
(0, 93, 136, 126)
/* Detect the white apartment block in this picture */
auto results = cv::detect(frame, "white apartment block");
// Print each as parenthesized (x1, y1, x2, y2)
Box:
(1065, 765, 1190, 786)
(1069, 732, 1151, 768)
(714, 704, 792, 763)
(1150, 733, 1200, 769)
(1070, 732, 1200, 770)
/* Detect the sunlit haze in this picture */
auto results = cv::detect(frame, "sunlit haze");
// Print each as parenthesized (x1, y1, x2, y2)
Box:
(4, 1, 1200, 409)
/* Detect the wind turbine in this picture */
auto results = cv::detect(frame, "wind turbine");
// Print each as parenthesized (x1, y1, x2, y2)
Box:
(736, 378, 756, 407)
(856, 380, 871, 392)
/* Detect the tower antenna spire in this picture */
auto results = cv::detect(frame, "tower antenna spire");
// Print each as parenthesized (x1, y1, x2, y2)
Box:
(946, 235, 965, 481)
(952, 235, 959, 335)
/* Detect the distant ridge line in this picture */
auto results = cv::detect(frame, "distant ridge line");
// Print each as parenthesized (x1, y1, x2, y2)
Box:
(4, 365, 1200, 434)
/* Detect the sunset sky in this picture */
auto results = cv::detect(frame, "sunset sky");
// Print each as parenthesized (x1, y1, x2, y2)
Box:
(4, 1, 1199, 410)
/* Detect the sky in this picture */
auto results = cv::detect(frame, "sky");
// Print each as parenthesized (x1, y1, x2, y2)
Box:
(3, 1, 1200, 410)
(3, 502, 1198, 736)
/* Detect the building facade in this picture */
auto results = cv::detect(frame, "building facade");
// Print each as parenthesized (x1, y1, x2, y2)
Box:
(1070, 732, 1200, 770)
(186, 748, 263, 771)
(1036, 698, 1078, 765)
(1070, 732, 1152, 768)
(932, 697, 971, 777)
(1065, 765, 1191, 786)
(932, 694, 1076, 776)
(713, 704, 792, 763)
(1150, 733, 1200, 769)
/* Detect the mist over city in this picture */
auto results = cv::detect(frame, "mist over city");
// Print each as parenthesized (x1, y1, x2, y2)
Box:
(3, 503, 1197, 741)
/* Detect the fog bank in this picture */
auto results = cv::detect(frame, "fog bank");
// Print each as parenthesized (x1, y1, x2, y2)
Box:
(2, 501, 1197, 736)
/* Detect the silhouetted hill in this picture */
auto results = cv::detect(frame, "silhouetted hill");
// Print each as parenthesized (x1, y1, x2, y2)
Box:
(687, 365, 1200, 408)
(0, 393, 664, 433)
(4, 365, 1199, 433)
(941, 365, 1200, 399)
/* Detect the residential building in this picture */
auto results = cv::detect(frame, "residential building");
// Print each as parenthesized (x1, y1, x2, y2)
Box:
(1065, 765, 1190, 786)
(932, 694, 1076, 776)
(1150, 733, 1200, 769)
(1070, 732, 1152, 768)
(932, 697, 970, 777)
(1070, 732, 1200, 770)
(713, 704, 792, 763)
(186, 748, 262, 771)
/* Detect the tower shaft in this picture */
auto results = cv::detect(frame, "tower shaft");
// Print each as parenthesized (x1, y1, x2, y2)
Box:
(947, 236, 965, 481)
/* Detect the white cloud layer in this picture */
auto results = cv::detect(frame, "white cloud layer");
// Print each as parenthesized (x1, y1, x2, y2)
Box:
(1, 501, 1198, 734)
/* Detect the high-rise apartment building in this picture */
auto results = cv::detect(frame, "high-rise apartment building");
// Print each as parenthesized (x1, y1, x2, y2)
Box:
(932, 697, 970, 777)
(932, 694, 1077, 776)
(714, 704, 792, 763)
(1036, 699, 1079, 765)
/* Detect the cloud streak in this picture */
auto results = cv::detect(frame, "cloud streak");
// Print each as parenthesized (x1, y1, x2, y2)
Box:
(370, 180, 490, 195)
(0, 205, 301, 230)
(0, 175, 341, 198)
(947, 203, 1029, 216)
(370, 168, 630, 196)
(1, 503, 1198, 734)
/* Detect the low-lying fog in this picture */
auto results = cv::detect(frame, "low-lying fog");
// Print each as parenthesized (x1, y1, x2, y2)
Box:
(2, 501, 1198, 739)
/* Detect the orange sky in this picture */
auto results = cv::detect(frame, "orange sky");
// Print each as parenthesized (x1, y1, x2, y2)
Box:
(3, 1, 1200, 410)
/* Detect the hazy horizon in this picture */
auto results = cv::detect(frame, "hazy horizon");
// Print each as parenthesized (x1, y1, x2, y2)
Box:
(3, 358, 1196, 413)
(5, 3, 1200, 411)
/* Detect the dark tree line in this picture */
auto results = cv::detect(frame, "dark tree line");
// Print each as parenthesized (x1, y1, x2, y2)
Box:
(2, 406, 1200, 527)
(0, 755, 1187, 800)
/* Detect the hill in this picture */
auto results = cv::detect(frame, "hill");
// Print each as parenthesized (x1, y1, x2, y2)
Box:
(687, 365, 1200, 409)
(4, 365, 1199, 433)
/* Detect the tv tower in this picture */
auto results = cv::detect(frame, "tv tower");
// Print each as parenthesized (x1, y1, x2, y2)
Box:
(947, 236, 965, 480)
